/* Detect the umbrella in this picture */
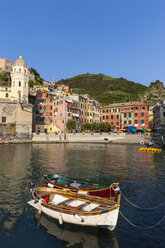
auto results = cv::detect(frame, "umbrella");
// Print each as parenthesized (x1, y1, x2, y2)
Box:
(136, 126, 142, 130)
(141, 128, 146, 132)
(120, 129, 126, 131)
(126, 126, 136, 132)
(131, 128, 137, 133)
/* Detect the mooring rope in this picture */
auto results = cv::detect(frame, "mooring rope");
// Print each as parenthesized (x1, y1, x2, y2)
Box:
(120, 211, 165, 229)
(119, 189, 165, 210)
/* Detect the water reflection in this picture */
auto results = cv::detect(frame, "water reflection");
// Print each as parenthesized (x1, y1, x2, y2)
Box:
(35, 212, 119, 248)
(0, 143, 164, 248)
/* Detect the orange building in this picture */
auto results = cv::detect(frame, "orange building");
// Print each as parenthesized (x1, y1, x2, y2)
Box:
(101, 102, 149, 130)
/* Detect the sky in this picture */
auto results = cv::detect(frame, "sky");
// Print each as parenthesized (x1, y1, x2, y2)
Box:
(1, 0, 165, 86)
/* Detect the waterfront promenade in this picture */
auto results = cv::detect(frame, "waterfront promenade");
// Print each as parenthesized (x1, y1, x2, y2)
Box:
(2, 132, 150, 144)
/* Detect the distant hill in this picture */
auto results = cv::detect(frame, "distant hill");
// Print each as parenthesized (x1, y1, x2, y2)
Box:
(57, 74, 149, 106)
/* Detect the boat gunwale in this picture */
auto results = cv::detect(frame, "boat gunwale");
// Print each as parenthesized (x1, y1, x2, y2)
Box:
(32, 187, 119, 216)
(44, 176, 119, 193)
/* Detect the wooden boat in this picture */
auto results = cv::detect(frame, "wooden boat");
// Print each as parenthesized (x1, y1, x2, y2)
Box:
(28, 186, 121, 230)
(34, 212, 119, 247)
(42, 174, 120, 199)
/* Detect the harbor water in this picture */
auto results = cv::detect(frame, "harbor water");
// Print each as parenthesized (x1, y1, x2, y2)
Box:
(0, 143, 164, 248)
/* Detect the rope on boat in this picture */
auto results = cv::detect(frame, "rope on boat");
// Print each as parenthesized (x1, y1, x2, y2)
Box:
(119, 189, 165, 210)
(119, 211, 165, 229)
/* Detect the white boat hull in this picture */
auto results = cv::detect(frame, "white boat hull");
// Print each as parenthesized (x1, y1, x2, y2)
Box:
(28, 200, 119, 230)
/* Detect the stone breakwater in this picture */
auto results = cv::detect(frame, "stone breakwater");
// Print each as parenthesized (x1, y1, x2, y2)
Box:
(2, 133, 150, 144)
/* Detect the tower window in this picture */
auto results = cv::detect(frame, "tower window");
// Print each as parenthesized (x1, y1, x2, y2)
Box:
(19, 81, 21, 87)
(2, 116, 6, 123)
(13, 81, 15, 86)
(19, 68, 21, 73)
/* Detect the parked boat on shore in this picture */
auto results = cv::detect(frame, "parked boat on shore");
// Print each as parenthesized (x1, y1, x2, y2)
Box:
(28, 186, 121, 230)
(42, 174, 120, 199)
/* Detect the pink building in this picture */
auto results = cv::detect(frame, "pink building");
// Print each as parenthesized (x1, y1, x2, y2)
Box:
(0, 58, 13, 73)
(79, 95, 88, 124)
(52, 98, 80, 132)
(36, 90, 80, 132)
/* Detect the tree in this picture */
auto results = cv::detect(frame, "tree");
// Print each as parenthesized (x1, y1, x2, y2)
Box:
(66, 119, 76, 131)
(82, 123, 91, 131)
(30, 67, 43, 85)
(28, 80, 35, 87)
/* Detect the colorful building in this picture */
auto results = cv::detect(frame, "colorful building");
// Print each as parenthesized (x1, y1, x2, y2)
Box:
(153, 101, 165, 130)
(0, 58, 13, 73)
(101, 102, 149, 130)
(0, 86, 11, 99)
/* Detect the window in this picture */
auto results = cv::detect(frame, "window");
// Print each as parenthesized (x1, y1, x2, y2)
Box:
(117, 122, 119, 125)
(111, 122, 113, 125)
(135, 120, 137, 124)
(2, 116, 6, 123)
(117, 115, 119, 119)
(129, 120, 132, 124)
(103, 116, 105, 120)
(106, 115, 109, 120)
(19, 81, 21, 87)
(19, 68, 21, 73)
(106, 109, 108, 113)
(51, 106, 52, 110)
(13, 81, 15, 86)
(124, 113, 127, 118)
(135, 113, 138, 117)
(103, 109, 105, 113)
(111, 115, 113, 119)
(163, 112, 165, 117)
(124, 120, 127, 124)
(129, 113, 132, 118)
(5, 93, 8, 98)
(140, 106, 145, 110)
(141, 113, 144, 117)
(68, 113, 70, 117)
(141, 120, 144, 124)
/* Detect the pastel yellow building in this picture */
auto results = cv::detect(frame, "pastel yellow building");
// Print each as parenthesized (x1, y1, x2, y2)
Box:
(87, 103, 93, 124)
(35, 123, 60, 133)
(0, 86, 11, 99)
(35, 86, 49, 92)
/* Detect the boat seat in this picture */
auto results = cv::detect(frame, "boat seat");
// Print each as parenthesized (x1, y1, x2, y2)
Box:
(49, 194, 68, 204)
(82, 203, 100, 212)
(66, 200, 86, 208)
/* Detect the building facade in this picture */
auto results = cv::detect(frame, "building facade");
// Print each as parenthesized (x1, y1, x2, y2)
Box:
(11, 55, 30, 103)
(0, 58, 13, 73)
(0, 56, 33, 139)
(101, 102, 149, 130)
(153, 101, 165, 129)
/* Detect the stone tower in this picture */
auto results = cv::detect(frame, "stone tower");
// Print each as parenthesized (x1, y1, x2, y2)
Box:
(11, 55, 30, 103)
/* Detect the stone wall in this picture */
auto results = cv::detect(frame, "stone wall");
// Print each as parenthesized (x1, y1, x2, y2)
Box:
(0, 100, 33, 139)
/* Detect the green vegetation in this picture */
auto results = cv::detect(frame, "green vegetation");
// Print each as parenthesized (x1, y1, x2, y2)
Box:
(82, 122, 112, 132)
(66, 119, 76, 131)
(29, 68, 44, 87)
(58, 74, 149, 105)
(0, 72, 10, 86)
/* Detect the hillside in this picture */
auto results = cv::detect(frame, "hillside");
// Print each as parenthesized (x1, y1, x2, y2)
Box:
(57, 74, 149, 105)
